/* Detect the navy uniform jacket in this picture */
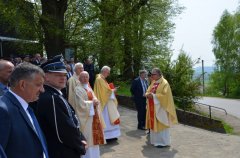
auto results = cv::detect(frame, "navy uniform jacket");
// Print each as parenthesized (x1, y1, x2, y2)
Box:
(0, 92, 45, 158)
(33, 85, 86, 158)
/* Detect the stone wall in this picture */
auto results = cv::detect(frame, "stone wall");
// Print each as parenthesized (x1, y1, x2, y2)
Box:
(116, 95, 226, 134)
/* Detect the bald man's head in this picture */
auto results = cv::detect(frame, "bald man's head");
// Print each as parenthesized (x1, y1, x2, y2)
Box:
(0, 60, 14, 86)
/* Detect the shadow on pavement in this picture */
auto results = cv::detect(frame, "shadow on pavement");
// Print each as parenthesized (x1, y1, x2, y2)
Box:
(100, 141, 119, 155)
(125, 129, 147, 138)
(141, 134, 178, 158)
(141, 144, 178, 158)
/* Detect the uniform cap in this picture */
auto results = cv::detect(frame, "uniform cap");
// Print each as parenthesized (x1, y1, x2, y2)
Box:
(40, 55, 67, 73)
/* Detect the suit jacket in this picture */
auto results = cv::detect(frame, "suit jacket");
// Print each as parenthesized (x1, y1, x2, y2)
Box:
(0, 91, 45, 158)
(0, 83, 7, 96)
(0, 144, 7, 158)
(0, 88, 4, 96)
(130, 77, 148, 99)
(33, 85, 86, 158)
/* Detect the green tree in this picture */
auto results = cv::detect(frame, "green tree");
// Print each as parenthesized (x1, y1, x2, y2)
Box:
(171, 51, 200, 109)
(211, 10, 240, 97)
(0, 0, 42, 55)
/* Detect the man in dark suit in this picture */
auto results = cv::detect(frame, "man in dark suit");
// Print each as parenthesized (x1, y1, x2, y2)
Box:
(130, 70, 148, 130)
(84, 58, 95, 88)
(0, 62, 48, 158)
(33, 55, 87, 158)
(31, 53, 42, 66)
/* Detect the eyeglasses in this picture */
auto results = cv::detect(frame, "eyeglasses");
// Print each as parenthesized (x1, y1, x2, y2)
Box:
(151, 73, 157, 76)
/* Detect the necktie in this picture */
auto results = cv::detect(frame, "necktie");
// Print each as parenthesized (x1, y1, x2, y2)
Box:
(27, 107, 49, 158)
(142, 79, 147, 95)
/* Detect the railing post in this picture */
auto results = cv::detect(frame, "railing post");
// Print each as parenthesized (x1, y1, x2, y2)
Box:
(209, 106, 212, 119)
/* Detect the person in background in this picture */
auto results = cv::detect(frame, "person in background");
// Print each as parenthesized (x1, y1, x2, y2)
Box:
(13, 56, 22, 66)
(84, 58, 95, 88)
(0, 60, 14, 96)
(31, 53, 41, 66)
(0, 62, 48, 158)
(147, 71, 153, 85)
(74, 71, 105, 158)
(23, 55, 31, 63)
(145, 68, 178, 148)
(61, 64, 73, 98)
(94, 66, 121, 142)
(69, 57, 75, 75)
(66, 64, 73, 80)
(40, 56, 48, 65)
(67, 62, 84, 109)
(130, 70, 148, 130)
(33, 55, 87, 158)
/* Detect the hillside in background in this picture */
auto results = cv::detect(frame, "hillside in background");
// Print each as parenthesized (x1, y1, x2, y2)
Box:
(193, 66, 215, 81)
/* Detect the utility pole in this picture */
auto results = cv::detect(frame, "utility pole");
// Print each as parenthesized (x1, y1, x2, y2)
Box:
(202, 59, 204, 94)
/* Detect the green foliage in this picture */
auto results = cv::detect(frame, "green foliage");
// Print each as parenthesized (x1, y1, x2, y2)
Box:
(64, 0, 182, 80)
(167, 51, 201, 110)
(222, 121, 234, 134)
(210, 9, 240, 97)
(114, 81, 131, 97)
(0, 0, 42, 54)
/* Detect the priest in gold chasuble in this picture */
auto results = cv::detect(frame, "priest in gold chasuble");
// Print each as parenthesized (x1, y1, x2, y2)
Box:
(146, 68, 178, 148)
(94, 66, 121, 141)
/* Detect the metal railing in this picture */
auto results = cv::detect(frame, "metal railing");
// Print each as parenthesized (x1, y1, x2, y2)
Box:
(174, 96, 227, 119)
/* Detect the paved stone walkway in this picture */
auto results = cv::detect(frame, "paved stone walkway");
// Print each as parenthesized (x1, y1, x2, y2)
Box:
(100, 106, 240, 158)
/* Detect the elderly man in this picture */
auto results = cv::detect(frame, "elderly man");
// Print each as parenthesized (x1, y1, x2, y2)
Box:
(94, 66, 121, 141)
(145, 68, 178, 148)
(130, 70, 148, 130)
(0, 60, 14, 96)
(0, 62, 48, 158)
(74, 71, 105, 158)
(68, 62, 84, 108)
(33, 55, 87, 158)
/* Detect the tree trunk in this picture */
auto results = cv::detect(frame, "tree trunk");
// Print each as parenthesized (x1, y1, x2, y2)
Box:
(132, 9, 144, 76)
(40, 0, 68, 58)
(98, 3, 119, 69)
(122, 1, 133, 80)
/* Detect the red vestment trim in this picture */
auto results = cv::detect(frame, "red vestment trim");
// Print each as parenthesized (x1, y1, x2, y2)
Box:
(85, 89, 105, 145)
(148, 82, 160, 130)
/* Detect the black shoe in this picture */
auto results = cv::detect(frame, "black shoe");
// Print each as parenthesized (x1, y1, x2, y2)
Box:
(106, 138, 118, 143)
(138, 127, 146, 130)
(155, 145, 170, 148)
(146, 130, 150, 134)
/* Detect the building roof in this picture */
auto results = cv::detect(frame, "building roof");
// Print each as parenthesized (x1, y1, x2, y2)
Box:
(0, 36, 38, 43)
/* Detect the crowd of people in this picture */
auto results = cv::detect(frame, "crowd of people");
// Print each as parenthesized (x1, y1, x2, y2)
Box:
(0, 54, 178, 158)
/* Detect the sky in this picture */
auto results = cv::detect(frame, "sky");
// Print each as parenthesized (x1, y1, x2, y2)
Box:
(172, 0, 239, 67)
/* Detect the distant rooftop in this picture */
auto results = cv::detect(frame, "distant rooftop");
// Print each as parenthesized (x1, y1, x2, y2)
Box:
(0, 36, 38, 43)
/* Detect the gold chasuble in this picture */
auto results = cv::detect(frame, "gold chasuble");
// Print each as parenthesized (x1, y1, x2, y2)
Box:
(146, 77, 178, 132)
(94, 74, 120, 125)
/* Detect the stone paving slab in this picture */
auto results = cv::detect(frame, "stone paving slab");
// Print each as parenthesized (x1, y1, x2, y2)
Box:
(100, 106, 240, 158)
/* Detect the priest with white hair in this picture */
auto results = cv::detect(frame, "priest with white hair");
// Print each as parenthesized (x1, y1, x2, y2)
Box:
(74, 71, 105, 158)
